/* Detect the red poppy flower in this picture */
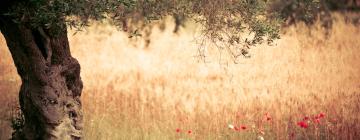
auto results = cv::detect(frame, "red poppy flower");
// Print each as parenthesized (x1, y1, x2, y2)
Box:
(265, 113, 272, 121)
(303, 116, 310, 120)
(314, 118, 320, 124)
(315, 113, 325, 120)
(176, 128, 181, 133)
(241, 125, 247, 130)
(297, 121, 308, 128)
(188, 130, 192, 134)
(267, 117, 272, 121)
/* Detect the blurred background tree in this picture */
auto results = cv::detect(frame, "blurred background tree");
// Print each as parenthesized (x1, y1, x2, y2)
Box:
(269, 0, 360, 29)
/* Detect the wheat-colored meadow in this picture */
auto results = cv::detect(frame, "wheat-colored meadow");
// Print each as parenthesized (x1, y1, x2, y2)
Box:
(1, 14, 360, 139)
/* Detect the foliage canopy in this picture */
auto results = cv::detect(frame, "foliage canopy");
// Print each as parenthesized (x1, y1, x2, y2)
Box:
(2, 0, 286, 59)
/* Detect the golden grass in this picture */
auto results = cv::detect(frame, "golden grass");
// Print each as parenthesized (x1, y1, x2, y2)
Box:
(1, 14, 360, 139)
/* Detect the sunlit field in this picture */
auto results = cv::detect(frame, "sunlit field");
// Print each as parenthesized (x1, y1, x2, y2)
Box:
(1, 14, 360, 139)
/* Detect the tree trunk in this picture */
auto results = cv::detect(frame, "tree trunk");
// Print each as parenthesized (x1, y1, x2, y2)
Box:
(0, 16, 83, 140)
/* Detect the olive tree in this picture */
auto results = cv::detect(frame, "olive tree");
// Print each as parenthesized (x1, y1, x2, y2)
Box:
(0, 0, 281, 139)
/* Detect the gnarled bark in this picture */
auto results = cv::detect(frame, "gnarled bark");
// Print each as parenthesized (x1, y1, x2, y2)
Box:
(0, 16, 83, 140)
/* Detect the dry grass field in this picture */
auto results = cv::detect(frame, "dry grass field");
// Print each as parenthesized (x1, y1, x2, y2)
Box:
(1, 14, 360, 139)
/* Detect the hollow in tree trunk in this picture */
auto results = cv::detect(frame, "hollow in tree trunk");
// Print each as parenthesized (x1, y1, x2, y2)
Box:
(0, 16, 83, 140)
